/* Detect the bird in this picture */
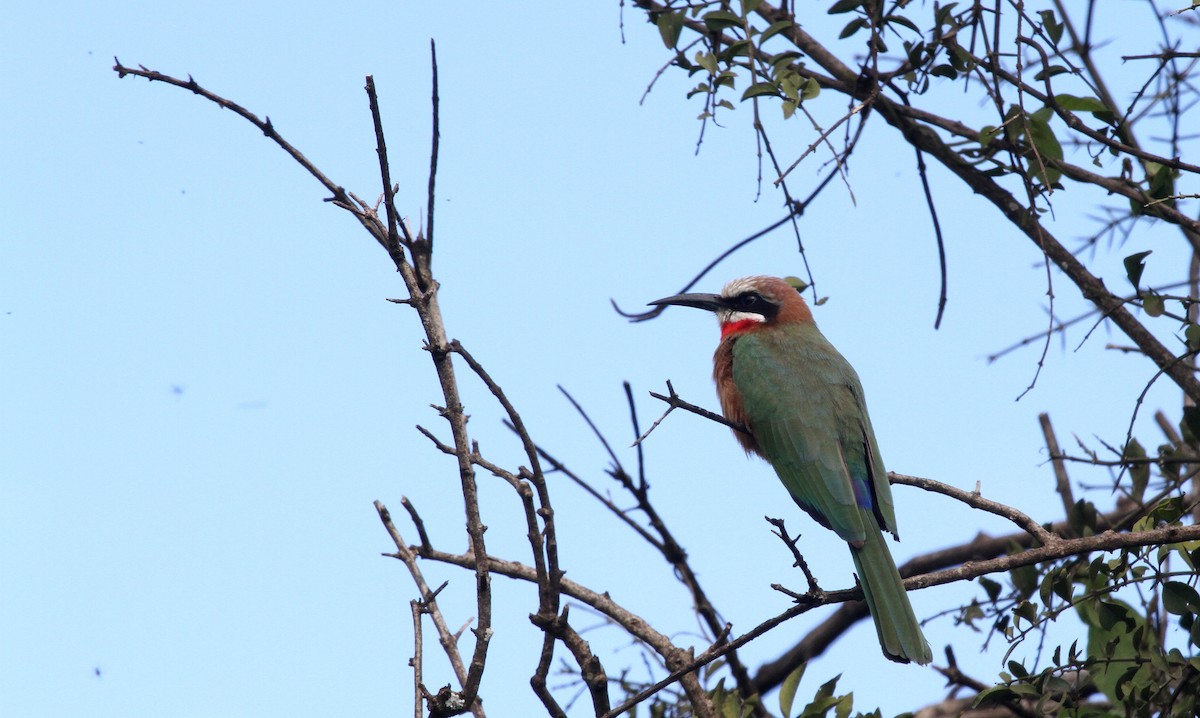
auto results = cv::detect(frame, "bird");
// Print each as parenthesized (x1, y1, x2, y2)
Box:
(649, 275, 932, 665)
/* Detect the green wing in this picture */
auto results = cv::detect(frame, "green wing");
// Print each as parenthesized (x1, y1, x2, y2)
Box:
(731, 326, 898, 545)
(732, 326, 930, 664)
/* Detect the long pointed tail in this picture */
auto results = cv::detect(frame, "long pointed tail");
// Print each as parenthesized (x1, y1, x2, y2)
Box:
(849, 530, 932, 665)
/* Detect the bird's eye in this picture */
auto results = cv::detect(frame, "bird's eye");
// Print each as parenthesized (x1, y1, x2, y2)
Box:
(736, 292, 764, 310)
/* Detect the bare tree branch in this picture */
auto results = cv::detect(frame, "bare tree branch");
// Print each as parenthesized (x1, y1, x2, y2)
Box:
(375, 501, 484, 718)
(890, 473, 1059, 545)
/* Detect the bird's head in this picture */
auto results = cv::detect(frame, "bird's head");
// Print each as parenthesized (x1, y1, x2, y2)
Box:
(649, 275, 813, 339)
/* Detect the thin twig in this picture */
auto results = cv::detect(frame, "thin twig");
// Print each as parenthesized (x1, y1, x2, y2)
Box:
(774, 99, 869, 186)
(613, 213, 796, 321)
(375, 500, 483, 718)
(365, 75, 411, 255)
(111, 60, 391, 250)
(530, 632, 568, 718)
(912, 142, 950, 329)
(1038, 413, 1076, 523)
(646, 381, 751, 435)
(521, 435, 665, 550)
(766, 516, 822, 594)
(401, 496, 434, 552)
(411, 599, 426, 718)
(555, 385, 765, 714)
(889, 473, 1058, 545)
(426, 41, 440, 250)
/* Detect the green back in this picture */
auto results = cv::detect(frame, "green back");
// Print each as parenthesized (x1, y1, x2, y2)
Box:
(731, 324, 898, 545)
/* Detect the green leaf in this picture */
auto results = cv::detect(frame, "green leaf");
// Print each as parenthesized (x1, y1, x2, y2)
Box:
(885, 14, 920, 33)
(797, 77, 818, 101)
(1010, 559, 1038, 598)
(1013, 600, 1038, 627)
(1058, 90, 1118, 125)
(930, 64, 957, 79)
(1124, 438, 1149, 502)
(657, 12, 684, 50)
(1038, 10, 1064, 44)
(760, 19, 794, 43)
(1052, 570, 1074, 602)
(1033, 65, 1070, 81)
(961, 600, 984, 628)
(1112, 664, 1140, 701)
(934, 2, 958, 26)
(1123, 250, 1152, 289)
(799, 675, 841, 718)
(978, 576, 1002, 601)
(1175, 542, 1200, 569)
(742, 0, 763, 14)
(1154, 496, 1186, 525)
(741, 82, 779, 101)
(703, 9, 743, 31)
(782, 100, 797, 119)
(1096, 600, 1135, 631)
(783, 277, 808, 294)
(839, 17, 867, 39)
(779, 71, 802, 101)
(948, 44, 973, 71)
(1026, 114, 1063, 185)
(710, 677, 728, 714)
(1183, 406, 1200, 445)
(721, 693, 740, 718)
(1163, 581, 1200, 616)
(770, 51, 803, 70)
(1038, 570, 1054, 605)
(1143, 293, 1164, 317)
(722, 39, 752, 61)
(904, 40, 927, 65)
(1068, 499, 1098, 536)
(827, 0, 862, 13)
(1185, 323, 1200, 352)
(1053, 93, 1108, 113)
(779, 663, 806, 718)
(1149, 162, 1177, 202)
(973, 684, 1020, 707)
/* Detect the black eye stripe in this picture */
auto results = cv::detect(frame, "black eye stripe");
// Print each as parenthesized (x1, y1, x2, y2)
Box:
(728, 291, 780, 318)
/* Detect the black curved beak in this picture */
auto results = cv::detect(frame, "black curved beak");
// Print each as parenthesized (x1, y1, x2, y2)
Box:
(647, 292, 725, 313)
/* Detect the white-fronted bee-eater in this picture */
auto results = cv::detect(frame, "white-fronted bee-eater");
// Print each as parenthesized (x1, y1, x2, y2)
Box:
(651, 275, 932, 665)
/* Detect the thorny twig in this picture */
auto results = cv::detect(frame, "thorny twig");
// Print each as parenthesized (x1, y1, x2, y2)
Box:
(114, 54, 498, 718)
(766, 516, 823, 595)
(558, 385, 766, 715)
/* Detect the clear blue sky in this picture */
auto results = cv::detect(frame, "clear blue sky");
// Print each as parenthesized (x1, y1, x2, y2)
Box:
(2, 2, 1190, 716)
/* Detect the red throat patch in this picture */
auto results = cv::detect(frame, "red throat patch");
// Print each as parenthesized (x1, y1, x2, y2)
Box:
(720, 319, 761, 339)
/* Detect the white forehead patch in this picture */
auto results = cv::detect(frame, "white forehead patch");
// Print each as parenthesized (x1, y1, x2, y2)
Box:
(721, 276, 768, 298)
